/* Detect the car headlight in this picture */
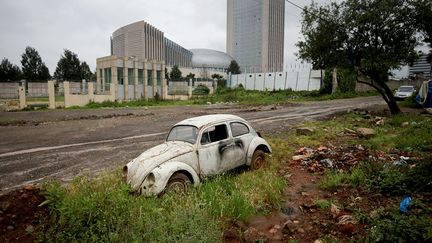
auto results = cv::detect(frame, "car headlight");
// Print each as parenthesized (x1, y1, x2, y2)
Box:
(146, 173, 155, 186)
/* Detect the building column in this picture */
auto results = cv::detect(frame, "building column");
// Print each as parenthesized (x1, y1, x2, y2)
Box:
(101, 68, 105, 92)
(111, 66, 117, 98)
(143, 60, 148, 100)
(134, 61, 139, 99)
(124, 59, 129, 100)
(161, 62, 167, 99)
(96, 68, 102, 93)
(152, 61, 157, 98)
(19, 81, 26, 109)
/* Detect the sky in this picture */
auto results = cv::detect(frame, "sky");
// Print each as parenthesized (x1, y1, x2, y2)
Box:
(0, 0, 335, 74)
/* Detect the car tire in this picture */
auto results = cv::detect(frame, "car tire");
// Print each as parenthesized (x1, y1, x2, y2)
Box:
(250, 150, 266, 170)
(166, 172, 191, 194)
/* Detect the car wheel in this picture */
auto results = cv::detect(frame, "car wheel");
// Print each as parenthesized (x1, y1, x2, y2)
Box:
(166, 172, 191, 194)
(250, 150, 266, 170)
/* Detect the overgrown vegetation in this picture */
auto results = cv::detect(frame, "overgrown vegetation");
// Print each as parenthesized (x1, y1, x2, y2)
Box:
(74, 87, 378, 109)
(39, 138, 287, 242)
(310, 113, 432, 241)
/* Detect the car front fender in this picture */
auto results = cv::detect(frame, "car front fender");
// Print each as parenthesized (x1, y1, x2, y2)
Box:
(140, 161, 200, 196)
(246, 137, 272, 166)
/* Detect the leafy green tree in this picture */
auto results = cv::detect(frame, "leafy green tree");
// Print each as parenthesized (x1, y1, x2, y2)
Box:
(185, 72, 195, 79)
(211, 73, 223, 80)
(0, 58, 22, 81)
(227, 60, 241, 74)
(297, 0, 421, 114)
(54, 49, 82, 80)
(170, 65, 182, 80)
(80, 61, 93, 80)
(21, 46, 50, 81)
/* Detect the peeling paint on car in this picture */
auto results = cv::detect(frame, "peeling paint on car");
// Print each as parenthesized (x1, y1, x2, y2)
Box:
(124, 114, 272, 195)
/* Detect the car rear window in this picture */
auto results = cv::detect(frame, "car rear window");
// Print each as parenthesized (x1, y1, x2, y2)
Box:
(398, 87, 414, 92)
(230, 122, 249, 137)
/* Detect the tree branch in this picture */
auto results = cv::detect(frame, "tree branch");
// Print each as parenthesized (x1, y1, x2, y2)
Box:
(357, 80, 389, 103)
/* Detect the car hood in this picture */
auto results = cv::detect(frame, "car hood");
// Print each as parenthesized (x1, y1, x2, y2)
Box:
(125, 141, 194, 191)
(395, 91, 413, 96)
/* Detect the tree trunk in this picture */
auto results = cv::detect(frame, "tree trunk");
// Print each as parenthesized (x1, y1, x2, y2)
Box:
(358, 74, 401, 114)
(379, 80, 401, 114)
(372, 73, 401, 114)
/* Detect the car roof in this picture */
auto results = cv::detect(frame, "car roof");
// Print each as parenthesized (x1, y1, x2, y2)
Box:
(175, 114, 248, 128)
(399, 85, 414, 88)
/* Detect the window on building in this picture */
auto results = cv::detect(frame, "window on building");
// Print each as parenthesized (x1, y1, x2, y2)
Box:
(200, 124, 228, 145)
(138, 69, 144, 84)
(156, 70, 161, 85)
(104, 68, 112, 84)
(117, 68, 124, 85)
(147, 70, 152, 85)
(128, 68, 134, 85)
(230, 122, 250, 137)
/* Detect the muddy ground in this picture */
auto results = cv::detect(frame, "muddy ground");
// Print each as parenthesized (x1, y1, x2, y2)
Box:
(0, 96, 388, 242)
(0, 96, 385, 192)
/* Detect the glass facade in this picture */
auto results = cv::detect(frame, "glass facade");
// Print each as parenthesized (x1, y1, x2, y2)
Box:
(104, 68, 112, 83)
(156, 71, 161, 85)
(138, 69, 144, 84)
(128, 68, 134, 85)
(147, 70, 152, 85)
(117, 68, 124, 85)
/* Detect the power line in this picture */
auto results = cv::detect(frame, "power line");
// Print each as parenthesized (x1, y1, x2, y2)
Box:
(285, 0, 305, 12)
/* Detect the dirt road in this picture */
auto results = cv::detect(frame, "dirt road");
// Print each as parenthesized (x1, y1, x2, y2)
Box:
(0, 96, 384, 193)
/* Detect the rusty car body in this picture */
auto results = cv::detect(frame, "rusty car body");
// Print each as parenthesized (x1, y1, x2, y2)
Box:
(123, 114, 272, 195)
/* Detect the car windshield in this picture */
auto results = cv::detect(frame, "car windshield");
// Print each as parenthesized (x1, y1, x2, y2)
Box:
(398, 87, 414, 92)
(166, 125, 198, 144)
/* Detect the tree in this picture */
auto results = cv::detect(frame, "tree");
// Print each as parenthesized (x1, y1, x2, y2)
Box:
(227, 60, 241, 74)
(0, 58, 22, 81)
(54, 49, 82, 80)
(80, 62, 93, 80)
(211, 73, 223, 80)
(297, 0, 420, 114)
(21, 46, 50, 81)
(170, 65, 182, 80)
(186, 72, 195, 79)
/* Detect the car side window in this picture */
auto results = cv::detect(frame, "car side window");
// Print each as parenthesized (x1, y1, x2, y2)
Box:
(230, 122, 250, 137)
(201, 124, 228, 145)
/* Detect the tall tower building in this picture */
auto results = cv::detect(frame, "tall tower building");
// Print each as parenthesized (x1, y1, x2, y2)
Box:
(227, 0, 285, 72)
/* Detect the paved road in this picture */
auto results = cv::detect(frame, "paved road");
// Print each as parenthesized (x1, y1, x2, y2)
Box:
(0, 96, 384, 193)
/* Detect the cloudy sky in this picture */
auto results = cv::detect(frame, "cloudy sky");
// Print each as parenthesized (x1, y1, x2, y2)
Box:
(0, 0, 330, 73)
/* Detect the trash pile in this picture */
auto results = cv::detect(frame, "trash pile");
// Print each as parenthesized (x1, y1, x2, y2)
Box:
(291, 145, 370, 173)
(292, 145, 415, 173)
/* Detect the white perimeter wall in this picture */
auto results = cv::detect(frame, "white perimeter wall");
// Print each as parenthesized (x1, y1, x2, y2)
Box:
(229, 70, 322, 91)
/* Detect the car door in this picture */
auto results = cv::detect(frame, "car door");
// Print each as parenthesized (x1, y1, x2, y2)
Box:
(198, 123, 231, 176)
(228, 121, 254, 168)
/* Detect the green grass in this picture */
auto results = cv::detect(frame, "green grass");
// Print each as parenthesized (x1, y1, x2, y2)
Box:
(39, 138, 287, 242)
(73, 87, 378, 109)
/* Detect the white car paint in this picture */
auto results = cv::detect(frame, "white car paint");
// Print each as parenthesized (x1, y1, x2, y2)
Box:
(394, 85, 416, 99)
(123, 114, 272, 195)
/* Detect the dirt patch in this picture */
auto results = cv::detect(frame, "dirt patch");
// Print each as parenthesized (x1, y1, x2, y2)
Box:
(225, 145, 401, 242)
(0, 185, 47, 243)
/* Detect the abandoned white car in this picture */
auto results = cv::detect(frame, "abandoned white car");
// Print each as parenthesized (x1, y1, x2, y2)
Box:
(123, 114, 271, 195)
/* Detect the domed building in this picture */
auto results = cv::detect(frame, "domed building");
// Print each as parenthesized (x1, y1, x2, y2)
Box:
(190, 49, 234, 73)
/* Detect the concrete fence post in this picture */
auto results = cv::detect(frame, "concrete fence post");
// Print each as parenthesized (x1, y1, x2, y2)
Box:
(19, 81, 26, 109)
(188, 78, 193, 98)
(48, 80, 55, 109)
(64, 81, 70, 108)
(88, 82, 95, 101)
